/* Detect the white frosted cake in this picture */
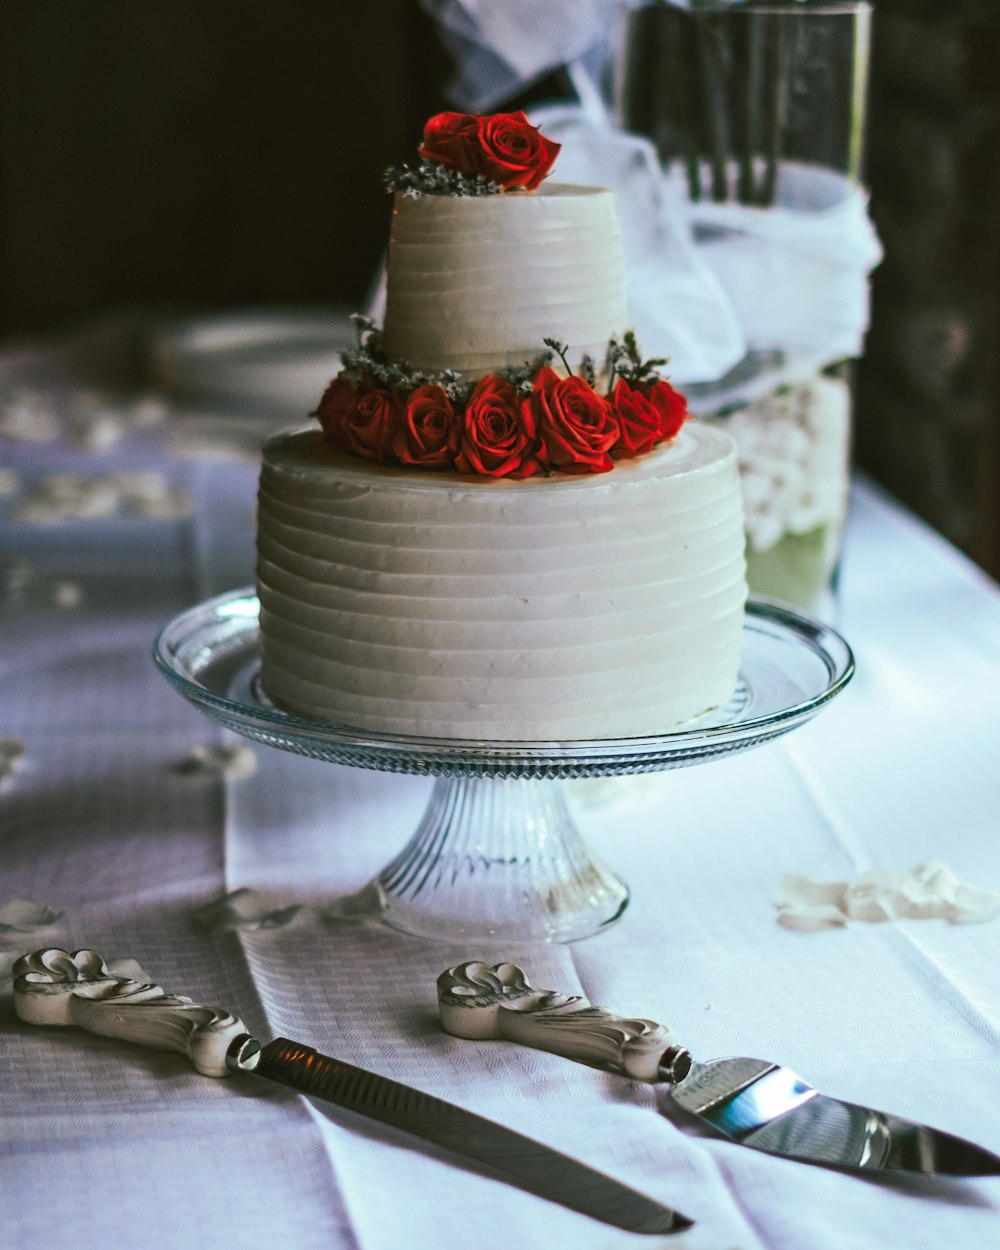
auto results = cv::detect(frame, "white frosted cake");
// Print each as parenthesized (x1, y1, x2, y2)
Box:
(258, 423, 745, 740)
(255, 110, 747, 741)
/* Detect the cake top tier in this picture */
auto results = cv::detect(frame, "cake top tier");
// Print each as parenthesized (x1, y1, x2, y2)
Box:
(381, 182, 627, 377)
(379, 110, 625, 376)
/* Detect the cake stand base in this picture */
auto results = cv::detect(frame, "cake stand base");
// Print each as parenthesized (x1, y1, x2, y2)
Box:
(327, 775, 628, 943)
(155, 591, 854, 945)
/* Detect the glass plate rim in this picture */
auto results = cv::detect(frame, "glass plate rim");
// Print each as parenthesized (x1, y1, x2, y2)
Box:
(152, 588, 854, 764)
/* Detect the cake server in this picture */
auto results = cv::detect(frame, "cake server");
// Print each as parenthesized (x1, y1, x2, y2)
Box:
(12, 948, 690, 1236)
(439, 961, 1000, 1177)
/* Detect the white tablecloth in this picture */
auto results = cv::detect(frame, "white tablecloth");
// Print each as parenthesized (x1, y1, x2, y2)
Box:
(2, 344, 999, 1250)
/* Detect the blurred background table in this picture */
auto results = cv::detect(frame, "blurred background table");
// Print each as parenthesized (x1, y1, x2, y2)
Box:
(2, 326, 999, 1250)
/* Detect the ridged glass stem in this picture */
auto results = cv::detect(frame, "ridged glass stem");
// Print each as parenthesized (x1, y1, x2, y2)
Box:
(371, 776, 628, 942)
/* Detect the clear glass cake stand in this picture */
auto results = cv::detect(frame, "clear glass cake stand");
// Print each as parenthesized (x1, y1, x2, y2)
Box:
(154, 589, 854, 943)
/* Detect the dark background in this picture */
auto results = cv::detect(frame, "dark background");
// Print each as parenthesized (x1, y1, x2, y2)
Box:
(1, 1, 997, 579)
(0, 2, 448, 330)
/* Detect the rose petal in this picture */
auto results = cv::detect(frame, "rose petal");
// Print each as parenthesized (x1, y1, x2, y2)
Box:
(776, 873, 848, 912)
(776, 903, 850, 932)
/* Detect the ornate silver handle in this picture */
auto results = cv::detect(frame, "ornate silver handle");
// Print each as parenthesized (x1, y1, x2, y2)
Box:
(437, 961, 692, 1084)
(12, 948, 248, 1077)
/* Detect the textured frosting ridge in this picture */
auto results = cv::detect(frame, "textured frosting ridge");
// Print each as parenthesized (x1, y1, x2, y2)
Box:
(381, 184, 627, 375)
(257, 425, 746, 741)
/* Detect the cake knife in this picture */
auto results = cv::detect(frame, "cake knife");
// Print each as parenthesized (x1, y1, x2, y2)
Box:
(12, 948, 690, 1236)
(438, 961, 1000, 1177)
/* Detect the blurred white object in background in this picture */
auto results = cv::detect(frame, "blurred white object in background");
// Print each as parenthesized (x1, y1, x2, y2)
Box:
(530, 107, 881, 388)
(529, 105, 746, 385)
(420, 0, 613, 111)
(150, 306, 355, 418)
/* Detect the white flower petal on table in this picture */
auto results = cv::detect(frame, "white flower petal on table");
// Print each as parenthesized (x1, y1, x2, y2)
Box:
(1, 561, 83, 610)
(776, 902, 850, 932)
(776, 861, 1000, 930)
(0, 898, 63, 935)
(0, 740, 28, 789)
(175, 744, 258, 780)
(0, 384, 169, 449)
(192, 888, 302, 933)
(776, 872, 850, 931)
(11, 468, 189, 524)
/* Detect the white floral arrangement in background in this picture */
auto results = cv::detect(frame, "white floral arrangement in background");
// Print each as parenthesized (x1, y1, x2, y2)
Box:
(721, 374, 851, 554)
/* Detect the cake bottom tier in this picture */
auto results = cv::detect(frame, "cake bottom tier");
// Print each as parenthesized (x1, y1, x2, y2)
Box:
(256, 426, 748, 742)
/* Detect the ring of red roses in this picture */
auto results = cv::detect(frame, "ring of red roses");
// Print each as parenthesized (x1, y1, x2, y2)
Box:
(315, 367, 689, 479)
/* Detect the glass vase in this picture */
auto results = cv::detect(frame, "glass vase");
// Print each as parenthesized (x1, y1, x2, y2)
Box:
(618, 1, 873, 618)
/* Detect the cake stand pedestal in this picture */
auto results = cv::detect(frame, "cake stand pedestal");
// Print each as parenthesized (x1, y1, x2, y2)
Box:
(154, 592, 853, 943)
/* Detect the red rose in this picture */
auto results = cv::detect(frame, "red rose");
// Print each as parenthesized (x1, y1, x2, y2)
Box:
(314, 375, 360, 450)
(475, 111, 561, 191)
(417, 111, 481, 172)
(338, 386, 403, 462)
(456, 374, 540, 479)
(394, 385, 460, 469)
(528, 366, 619, 474)
(608, 378, 663, 459)
(647, 378, 689, 441)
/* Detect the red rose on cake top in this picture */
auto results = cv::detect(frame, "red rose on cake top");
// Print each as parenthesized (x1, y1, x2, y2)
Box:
(415, 112, 482, 173)
(419, 110, 560, 191)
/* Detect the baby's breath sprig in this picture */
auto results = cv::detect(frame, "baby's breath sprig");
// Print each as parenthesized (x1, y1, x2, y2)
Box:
(606, 331, 669, 390)
(437, 370, 468, 405)
(506, 350, 555, 397)
(349, 313, 378, 348)
(339, 332, 471, 403)
(542, 338, 574, 376)
(340, 328, 420, 390)
(341, 322, 559, 402)
(383, 160, 503, 199)
(337, 321, 664, 405)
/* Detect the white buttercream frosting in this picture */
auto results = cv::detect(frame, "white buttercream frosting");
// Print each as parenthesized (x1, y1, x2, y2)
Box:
(381, 184, 627, 374)
(256, 424, 746, 741)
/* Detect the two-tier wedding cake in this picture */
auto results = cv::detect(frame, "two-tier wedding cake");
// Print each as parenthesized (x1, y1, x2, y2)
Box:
(256, 111, 747, 741)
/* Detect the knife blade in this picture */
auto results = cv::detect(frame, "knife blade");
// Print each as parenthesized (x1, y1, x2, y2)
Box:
(12, 948, 691, 1235)
(438, 961, 1000, 1178)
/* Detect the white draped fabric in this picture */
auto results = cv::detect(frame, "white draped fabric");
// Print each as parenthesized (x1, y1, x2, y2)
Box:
(529, 108, 883, 387)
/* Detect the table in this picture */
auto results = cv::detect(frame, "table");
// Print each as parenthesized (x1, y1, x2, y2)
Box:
(2, 334, 999, 1250)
